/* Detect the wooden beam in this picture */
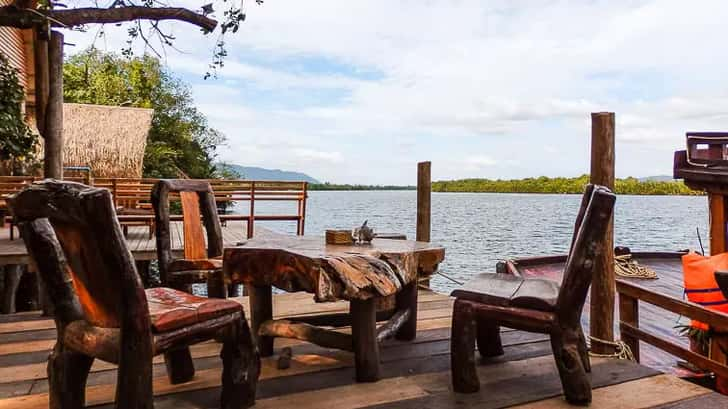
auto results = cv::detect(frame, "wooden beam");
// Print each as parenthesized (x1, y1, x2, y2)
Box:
(32, 28, 49, 136)
(258, 320, 353, 352)
(417, 161, 432, 288)
(375, 308, 410, 343)
(617, 279, 728, 329)
(618, 291, 640, 362)
(621, 322, 728, 379)
(589, 112, 615, 354)
(43, 30, 63, 179)
(416, 161, 431, 243)
(709, 193, 727, 255)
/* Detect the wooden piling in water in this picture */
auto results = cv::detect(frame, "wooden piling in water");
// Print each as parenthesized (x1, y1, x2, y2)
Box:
(417, 161, 432, 288)
(589, 112, 616, 354)
(417, 161, 431, 243)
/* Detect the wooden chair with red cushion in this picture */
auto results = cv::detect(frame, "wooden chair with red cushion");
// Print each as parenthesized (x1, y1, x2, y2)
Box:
(152, 179, 229, 297)
(9, 180, 259, 409)
(450, 184, 615, 405)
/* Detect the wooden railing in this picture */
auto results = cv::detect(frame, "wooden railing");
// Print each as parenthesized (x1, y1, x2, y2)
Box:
(618, 279, 728, 378)
(0, 176, 308, 237)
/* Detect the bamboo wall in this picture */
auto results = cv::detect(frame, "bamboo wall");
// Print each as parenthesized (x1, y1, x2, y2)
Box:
(0, 0, 36, 115)
(0, 1, 37, 176)
(0, 0, 26, 89)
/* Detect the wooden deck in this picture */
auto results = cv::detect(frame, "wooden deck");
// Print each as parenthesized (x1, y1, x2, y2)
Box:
(0, 221, 254, 265)
(0, 290, 725, 408)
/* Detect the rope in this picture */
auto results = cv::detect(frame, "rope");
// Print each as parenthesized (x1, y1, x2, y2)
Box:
(435, 271, 464, 285)
(615, 254, 658, 279)
(588, 335, 635, 361)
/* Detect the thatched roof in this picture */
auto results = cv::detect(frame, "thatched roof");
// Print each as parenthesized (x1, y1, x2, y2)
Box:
(62, 103, 153, 178)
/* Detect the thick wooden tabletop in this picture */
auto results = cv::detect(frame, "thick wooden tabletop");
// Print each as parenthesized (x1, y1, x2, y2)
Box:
(223, 235, 445, 302)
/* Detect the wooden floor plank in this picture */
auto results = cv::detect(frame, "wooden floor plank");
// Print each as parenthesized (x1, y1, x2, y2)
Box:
(651, 392, 728, 408)
(89, 339, 554, 409)
(366, 358, 660, 409)
(515, 374, 711, 409)
(249, 376, 429, 409)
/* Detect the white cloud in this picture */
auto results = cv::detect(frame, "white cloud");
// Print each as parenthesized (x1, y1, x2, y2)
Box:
(464, 155, 498, 170)
(60, 0, 728, 184)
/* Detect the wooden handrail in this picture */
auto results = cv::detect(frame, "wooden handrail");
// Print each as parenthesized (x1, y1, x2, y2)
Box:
(617, 279, 728, 378)
(0, 176, 309, 236)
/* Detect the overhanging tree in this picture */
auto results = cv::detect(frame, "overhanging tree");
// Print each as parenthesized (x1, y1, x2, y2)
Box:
(0, 0, 257, 178)
(64, 49, 224, 179)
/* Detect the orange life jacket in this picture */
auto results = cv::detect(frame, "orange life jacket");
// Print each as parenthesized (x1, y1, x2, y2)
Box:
(682, 252, 728, 330)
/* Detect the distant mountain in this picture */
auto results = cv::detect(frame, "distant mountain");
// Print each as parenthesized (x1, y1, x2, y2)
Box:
(638, 175, 674, 182)
(219, 164, 321, 184)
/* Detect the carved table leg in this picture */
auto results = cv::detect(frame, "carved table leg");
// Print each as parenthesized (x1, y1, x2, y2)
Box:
(476, 318, 503, 359)
(351, 297, 380, 382)
(395, 281, 418, 341)
(248, 284, 274, 357)
(451, 299, 479, 393)
(221, 317, 260, 409)
(135, 260, 152, 288)
(550, 327, 591, 405)
(207, 269, 227, 299)
(48, 343, 94, 409)
(164, 347, 195, 384)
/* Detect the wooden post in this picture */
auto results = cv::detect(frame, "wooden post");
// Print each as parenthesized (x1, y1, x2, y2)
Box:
(416, 161, 431, 243)
(247, 182, 255, 239)
(709, 194, 728, 255)
(350, 297, 380, 382)
(589, 112, 615, 354)
(618, 292, 640, 362)
(33, 27, 49, 136)
(248, 284, 273, 357)
(299, 182, 307, 236)
(44, 30, 64, 179)
(417, 161, 432, 288)
(707, 184, 728, 391)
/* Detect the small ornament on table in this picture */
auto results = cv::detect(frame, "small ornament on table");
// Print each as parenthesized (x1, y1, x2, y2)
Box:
(353, 220, 375, 244)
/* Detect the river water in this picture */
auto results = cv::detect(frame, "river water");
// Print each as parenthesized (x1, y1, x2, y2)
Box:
(235, 191, 708, 294)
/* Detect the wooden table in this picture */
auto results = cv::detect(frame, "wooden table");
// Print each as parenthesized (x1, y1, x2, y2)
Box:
(223, 235, 445, 381)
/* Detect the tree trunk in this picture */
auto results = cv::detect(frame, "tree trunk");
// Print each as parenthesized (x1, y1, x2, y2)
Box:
(44, 30, 64, 179)
(33, 27, 49, 136)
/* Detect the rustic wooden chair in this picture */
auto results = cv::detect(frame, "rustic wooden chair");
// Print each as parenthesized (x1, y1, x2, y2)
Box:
(9, 180, 259, 409)
(450, 184, 615, 405)
(152, 179, 229, 298)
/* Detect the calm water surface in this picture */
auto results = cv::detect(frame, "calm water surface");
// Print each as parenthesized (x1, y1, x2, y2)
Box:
(236, 191, 708, 294)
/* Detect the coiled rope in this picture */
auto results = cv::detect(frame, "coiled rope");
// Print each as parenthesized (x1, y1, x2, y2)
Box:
(588, 335, 635, 361)
(615, 254, 658, 279)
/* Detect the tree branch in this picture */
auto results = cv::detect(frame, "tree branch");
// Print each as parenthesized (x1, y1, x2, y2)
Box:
(0, 6, 218, 32)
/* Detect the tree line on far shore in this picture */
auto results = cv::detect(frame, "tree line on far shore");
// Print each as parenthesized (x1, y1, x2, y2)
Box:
(431, 175, 700, 195)
(309, 183, 415, 191)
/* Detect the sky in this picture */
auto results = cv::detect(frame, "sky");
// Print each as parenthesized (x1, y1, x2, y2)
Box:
(63, 0, 728, 185)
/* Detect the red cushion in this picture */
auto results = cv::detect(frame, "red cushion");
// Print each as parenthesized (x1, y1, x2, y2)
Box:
(146, 287, 242, 333)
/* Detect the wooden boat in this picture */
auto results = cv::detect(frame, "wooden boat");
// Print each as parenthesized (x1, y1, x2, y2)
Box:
(496, 250, 687, 283)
